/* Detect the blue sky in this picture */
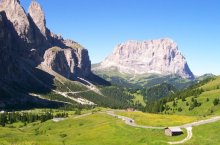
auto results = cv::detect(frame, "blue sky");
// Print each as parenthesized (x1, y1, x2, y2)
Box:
(20, 0, 220, 76)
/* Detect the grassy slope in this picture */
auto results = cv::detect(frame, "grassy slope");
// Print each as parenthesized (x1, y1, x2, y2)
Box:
(166, 89, 220, 116)
(201, 76, 220, 91)
(116, 111, 201, 127)
(0, 113, 187, 145)
(185, 121, 220, 145)
(165, 76, 220, 116)
(132, 93, 146, 106)
(92, 68, 193, 89)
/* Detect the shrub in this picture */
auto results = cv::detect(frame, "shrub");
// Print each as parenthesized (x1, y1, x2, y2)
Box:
(79, 123, 84, 126)
(178, 107, 182, 112)
(213, 98, 220, 106)
(206, 98, 209, 102)
(60, 134, 67, 138)
(172, 101, 177, 107)
(75, 109, 81, 115)
(189, 99, 201, 110)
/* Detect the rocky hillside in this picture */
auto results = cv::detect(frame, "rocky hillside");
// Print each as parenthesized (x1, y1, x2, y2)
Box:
(94, 38, 194, 80)
(0, 0, 106, 108)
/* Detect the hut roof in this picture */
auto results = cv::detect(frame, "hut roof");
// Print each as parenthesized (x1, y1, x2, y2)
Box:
(166, 127, 183, 132)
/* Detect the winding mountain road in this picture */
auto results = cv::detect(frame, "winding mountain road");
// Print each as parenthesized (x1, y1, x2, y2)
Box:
(106, 111, 220, 144)
(107, 111, 164, 129)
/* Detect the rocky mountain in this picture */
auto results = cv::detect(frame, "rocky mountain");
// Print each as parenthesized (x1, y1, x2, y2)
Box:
(0, 0, 106, 109)
(92, 38, 195, 89)
(28, 0, 47, 38)
(94, 38, 194, 80)
(42, 47, 91, 79)
(0, 0, 93, 79)
(0, 0, 33, 43)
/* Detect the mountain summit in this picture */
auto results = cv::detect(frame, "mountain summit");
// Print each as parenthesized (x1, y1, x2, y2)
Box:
(0, 0, 92, 80)
(0, 0, 107, 108)
(96, 38, 194, 79)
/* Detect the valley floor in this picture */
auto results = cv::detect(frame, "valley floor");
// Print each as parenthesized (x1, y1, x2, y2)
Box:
(0, 110, 220, 145)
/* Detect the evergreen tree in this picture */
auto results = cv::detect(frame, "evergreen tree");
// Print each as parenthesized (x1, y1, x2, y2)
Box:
(213, 98, 220, 106)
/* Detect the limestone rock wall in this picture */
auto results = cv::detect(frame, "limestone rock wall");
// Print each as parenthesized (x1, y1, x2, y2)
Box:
(100, 38, 194, 79)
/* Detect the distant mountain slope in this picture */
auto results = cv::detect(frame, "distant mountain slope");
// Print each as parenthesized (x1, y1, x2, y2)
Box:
(141, 83, 177, 102)
(196, 73, 216, 81)
(92, 65, 194, 89)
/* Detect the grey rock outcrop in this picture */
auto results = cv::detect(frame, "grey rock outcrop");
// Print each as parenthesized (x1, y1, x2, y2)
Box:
(99, 38, 194, 79)
(0, 0, 33, 43)
(42, 47, 91, 79)
(0, 0, 96, 108)
(28, 0, 47, 38)
(0, 0, 92, 79)
(0, 11, 17, 80)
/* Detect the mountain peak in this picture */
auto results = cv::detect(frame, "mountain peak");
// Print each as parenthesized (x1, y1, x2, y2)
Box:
(0, 0, 32, 42)
(28, 0, 47, 37)
(0, 0, 20, 4)
(97, 38, 194, 79)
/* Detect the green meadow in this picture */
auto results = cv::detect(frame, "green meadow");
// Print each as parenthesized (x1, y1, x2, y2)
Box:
(185, 121, 220, 145)
(0, 112, 187, 145)
(115, 111, 202, 127)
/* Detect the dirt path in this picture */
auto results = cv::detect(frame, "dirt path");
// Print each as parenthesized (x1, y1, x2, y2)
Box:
(30, 93, 73, 105)
(77, 77, 103, 95)
(106, 111, 220, 144)
(180, 116, 220, 128)
(53, 90, 95, 105)
(106, 111, 164, 129)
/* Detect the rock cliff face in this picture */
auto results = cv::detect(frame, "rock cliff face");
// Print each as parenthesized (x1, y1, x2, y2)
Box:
(0, 0, 92, 80)
(99, 38, 194, 79)
(42, 47, 91, 79)
(0, 0, 33, 43)
(0, 11, 17, 80)
(0, 0, 106, 108)
(28, 1, 47, 38)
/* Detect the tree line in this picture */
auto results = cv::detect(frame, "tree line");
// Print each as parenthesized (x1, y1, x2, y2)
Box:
(0, 111, 68, 127)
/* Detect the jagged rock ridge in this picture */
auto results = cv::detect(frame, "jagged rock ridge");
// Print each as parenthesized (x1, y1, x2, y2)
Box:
(0, 0, 97, 107)
(0, 0, 33, 43)
(28, 1, 47, 38)
(97, 38, 194, 79)
(0, 0, 91, 80)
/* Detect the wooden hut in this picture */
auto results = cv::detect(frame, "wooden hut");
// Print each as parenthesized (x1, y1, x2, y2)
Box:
(165, 127, 183, 136)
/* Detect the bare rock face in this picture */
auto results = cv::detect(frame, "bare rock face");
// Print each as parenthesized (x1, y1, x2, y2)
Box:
(28, 0, 47, 37)
(0, 12, 14, 79)
(99, 38, 194, 79)
(42, 47, 91, 79)
(0, 0, 92, 80)
(0, 0, 94, 108)
(42, 47, 76, 79)
(0, 0, 33, 43)
(75, 48, 91, 77)
(0, 11, 21, 80)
